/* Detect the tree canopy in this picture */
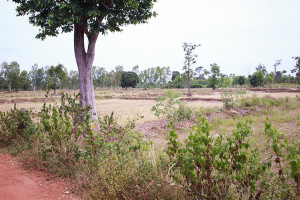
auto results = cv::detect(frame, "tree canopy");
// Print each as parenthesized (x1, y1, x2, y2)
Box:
(121, 71, 139, 89)
(12, 0, 157, 40)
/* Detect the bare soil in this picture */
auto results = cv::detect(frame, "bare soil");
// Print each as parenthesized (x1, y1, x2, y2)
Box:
(0, 154, 78, 200)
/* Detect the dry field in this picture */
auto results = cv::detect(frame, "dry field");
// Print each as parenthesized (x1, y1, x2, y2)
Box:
(0, 88, 299, 124)
(0, 87, 299, 147)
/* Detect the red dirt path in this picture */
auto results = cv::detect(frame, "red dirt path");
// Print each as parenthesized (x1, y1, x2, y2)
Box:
(0, 154, 78, 200)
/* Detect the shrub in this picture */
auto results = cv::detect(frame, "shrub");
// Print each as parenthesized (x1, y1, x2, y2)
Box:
(151, 90, 192, 122)
(221, 90, 246, 109)
(190, 84, 203, 88)
(166, 117, 299, 199)
(0, 104, 35, 144)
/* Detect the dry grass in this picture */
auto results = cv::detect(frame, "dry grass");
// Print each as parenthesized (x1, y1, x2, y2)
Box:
(0, 88, 299, 128)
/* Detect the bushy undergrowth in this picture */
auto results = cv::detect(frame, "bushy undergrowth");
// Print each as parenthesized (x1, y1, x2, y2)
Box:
(0, 94, 175, 199)
(0, 93, 299, 199)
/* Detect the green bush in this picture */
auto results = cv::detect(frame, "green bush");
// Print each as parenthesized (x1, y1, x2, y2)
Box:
(166, 117, 299, 199)
(152, 90, 192, 122)
(190, 84, 203, 88)
(0, 104, 35, 144)
(221, 90, 246, 109)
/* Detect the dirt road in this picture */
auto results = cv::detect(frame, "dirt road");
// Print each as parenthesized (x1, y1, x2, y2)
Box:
(0, 154, 78, 200)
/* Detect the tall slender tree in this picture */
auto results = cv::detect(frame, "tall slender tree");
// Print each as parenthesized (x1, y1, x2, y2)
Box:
(273, 60, 282, 87)
(10, 0, 157, 119)
(182, 43, 201, 96)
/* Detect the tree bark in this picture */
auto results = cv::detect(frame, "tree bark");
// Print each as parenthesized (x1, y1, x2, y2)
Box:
(53, 79, 56, 95)
(187, 61, 192, 97)
(74, 24, 99, 120)
(273, 66, 277, 88)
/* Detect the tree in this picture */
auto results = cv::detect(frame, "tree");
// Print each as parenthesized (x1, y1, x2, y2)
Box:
(208, 63, 221, 89)
(1, 61, 20, 91)
(29, 64, 45, 90)
(17, 70, 30, 91)
(265, 73, 274, 85)
(11, 0, 157, 119)
(171, 71, 180, 81)
(46, 64, 67, 95)
(250, 71, 264, 87)
(182, 43, 201, 96)
(113, 66, 124, 88)
(132, 65, 140, 75)
(121, 72, 139, 89)
(256, 64, 267, 75)
(291, 57, 300, 84)
(233, 76, 246, 86)
(273, 59, 282, 87)
(69, 70, 79, 89)
(195, 66, 204, 79)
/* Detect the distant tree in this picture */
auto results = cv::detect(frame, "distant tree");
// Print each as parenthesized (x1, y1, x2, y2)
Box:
(1, 61, 20, 91)
(173, 74, 188, 88)
(291, 57, 300, 84)
(132, 65, 140, 75)
(69, 70, 79, 89)
(233, 76, 246, 86)
(265, 73, 274, 85)
(256, 64, 267, 75)
(121, 72, 139, 89)
(208, 63, 221, 89)
(250, 71, 264, 87)
(11, 0, 158, 119)
(195, 66, 205, 79)
(155, 66, 171, 87)
(171, 71, 180, 81)
(219, 75, 233, 88)
(46, 64, 67, 95)
(182, 43, 201, 96)
(273, 60, 282, 87)
(0, 77, 7, 90)
(29, 64, 46, 90)
(114, 66, 124, 88)
(17, 70, 30, 91)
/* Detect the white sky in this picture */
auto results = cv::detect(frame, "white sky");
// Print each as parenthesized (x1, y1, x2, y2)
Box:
(0, 0, 300, 76)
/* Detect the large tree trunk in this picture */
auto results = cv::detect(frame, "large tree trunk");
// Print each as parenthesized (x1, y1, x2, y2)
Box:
(74, 25, 99, 120)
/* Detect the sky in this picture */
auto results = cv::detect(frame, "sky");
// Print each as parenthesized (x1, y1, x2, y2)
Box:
(0, 0, 300, 76)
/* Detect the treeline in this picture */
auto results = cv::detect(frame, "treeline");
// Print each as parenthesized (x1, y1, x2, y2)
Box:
(0, 62, 78, 92)
(0, 59, 299, 92)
